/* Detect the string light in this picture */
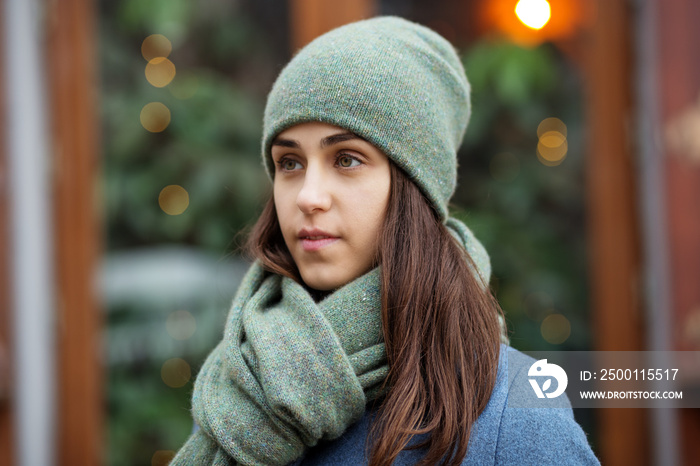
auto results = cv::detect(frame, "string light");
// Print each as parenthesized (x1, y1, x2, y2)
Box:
(145, 57, 176, 88)
(141, 34, 172, 61)
(161, 358, 191, 388)
(140, 102, 171, 133)
(515, 0, 552, 30)
(536, 117, 568, 166)
(537, 117, 567, 138)
(483, 0, 584, 47)
(158, 185, 189, 215)
(541, 313, 571, 344)
(537, 138, 568, 166)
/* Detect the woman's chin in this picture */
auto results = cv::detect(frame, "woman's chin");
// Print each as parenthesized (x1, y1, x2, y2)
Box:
(298, 265, 349, 292)
(299, 272, 340, 292)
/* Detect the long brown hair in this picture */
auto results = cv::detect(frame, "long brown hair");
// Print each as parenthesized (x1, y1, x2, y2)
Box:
(246, 162, 504, 465)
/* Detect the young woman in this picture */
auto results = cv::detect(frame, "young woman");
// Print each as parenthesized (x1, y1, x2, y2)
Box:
(172, 16, 599, 465)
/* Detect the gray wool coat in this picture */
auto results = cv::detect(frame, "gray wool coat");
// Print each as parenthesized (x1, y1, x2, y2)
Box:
(292, 345, 600, 465)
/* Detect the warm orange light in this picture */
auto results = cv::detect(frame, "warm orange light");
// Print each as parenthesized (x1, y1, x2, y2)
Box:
(539, 130, 566, 148)
(537, 117, 568, 166)
(161, 358, 191, 388)
(140, 102, 171, 133)
(145, 57, 176, 88)
(480, 0, 588, 47)
(541, 313, 571, 344)
(158, 185, 189, 215)
(537, 139, 568, 165)
(141, 34, 172, 61)
(515, 0, 551, 30)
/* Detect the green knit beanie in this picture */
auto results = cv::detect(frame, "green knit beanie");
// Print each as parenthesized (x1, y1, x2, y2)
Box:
(262, 16, 470, 221)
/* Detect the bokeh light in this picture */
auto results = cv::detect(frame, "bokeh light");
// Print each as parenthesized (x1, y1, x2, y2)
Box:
(161, 358, 191, 388)
(151, 450, 176, 466)
(515, 0, 551, 30)
(145, 57, 176, 88)
(166, 310, 197, 340)
(140, 102, 171, 133)
(537, 139, 568, 166)
(540, 313, 571, 344)
(536, 117, 568, 166)
(141, 34, 172, 61)
(483, 0, 585, 47)
(539, 130, 566, 148)
(490, 152, 520, 182)
(537, 117, 567, 138)
(158, 185, 190, 215)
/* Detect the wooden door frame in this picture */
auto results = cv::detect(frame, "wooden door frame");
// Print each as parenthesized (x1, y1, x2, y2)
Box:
(46, 0, 103, 464)
(583, 1, 648, 464)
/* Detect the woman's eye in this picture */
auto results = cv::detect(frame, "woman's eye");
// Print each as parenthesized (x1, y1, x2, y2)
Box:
(337, 154, 361, 168)
(278, 158, 302, 171)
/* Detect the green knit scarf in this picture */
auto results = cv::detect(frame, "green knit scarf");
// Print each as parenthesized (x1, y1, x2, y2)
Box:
(171, 218, 495, 465)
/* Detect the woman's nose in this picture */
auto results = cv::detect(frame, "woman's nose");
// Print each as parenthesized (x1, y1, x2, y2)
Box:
(296, 165, 332, 213)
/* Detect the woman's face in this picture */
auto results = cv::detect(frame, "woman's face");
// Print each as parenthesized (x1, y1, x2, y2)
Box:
(272, 122, 391, 291)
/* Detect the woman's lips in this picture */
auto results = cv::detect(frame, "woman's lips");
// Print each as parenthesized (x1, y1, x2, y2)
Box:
(300, 236, 339, 251)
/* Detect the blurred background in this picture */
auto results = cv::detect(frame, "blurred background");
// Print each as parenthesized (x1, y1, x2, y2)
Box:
(1, 0, 699, 465)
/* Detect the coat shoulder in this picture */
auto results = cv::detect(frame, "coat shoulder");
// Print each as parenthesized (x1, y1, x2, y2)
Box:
(486, 347, 600, 465)
(295, 345, 600, 465)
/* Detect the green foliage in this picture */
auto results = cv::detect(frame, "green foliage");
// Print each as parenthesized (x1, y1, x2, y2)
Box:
(118, 0, 193, 40)
(99, 1, 276, 463)
(455, 38, 590, 352)
(100, 1, 272, 252)
(107, 363, 194, 466)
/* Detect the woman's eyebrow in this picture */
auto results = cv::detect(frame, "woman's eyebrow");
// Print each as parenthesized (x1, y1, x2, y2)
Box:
(271, 132, 365, 150)
(319, 132, 364, 148)
(271, 138, 300, 149)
